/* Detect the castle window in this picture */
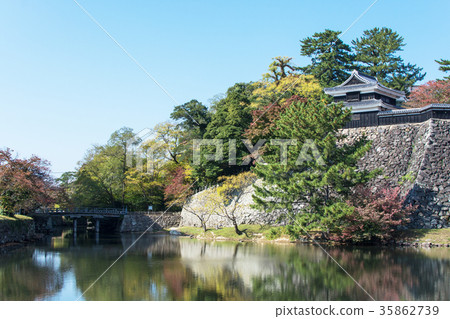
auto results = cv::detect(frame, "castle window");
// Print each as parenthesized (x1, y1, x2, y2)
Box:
(361, 93, 374, 100)
(346, 92, 360, 102)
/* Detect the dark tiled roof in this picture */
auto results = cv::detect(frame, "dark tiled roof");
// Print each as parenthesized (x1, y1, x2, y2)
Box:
(378, 104, 450, 116)
(356, 72, 377, 82)
(324, 70, 405, 98)
(324, 83, 374, 92)
(343, 99, 399, 109)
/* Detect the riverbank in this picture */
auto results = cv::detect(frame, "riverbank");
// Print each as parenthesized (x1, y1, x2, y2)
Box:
(176, 224, 287, 242)
(175, 225, 450, 247)
(397, 229, 450, 247)
(0, 214, 40, 247)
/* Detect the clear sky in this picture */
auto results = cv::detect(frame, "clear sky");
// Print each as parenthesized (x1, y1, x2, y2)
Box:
(1, 0, 449, 175)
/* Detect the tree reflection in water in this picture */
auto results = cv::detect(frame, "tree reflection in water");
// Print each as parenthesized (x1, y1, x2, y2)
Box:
(0, 249, 64, 300)
(0, 233, 448, 301)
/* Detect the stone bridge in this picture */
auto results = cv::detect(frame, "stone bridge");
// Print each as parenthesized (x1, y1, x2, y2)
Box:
(32, 207, 127, 234)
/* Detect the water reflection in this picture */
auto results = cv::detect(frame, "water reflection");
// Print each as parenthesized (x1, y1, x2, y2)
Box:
(0, 249, 64, 300)
(0, 232, 449, 301)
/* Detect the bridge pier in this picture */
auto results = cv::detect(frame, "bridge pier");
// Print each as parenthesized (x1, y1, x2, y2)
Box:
(47, 216, 53, 230)
(73, 218, 78, 236)
(95, 219, 100, 233)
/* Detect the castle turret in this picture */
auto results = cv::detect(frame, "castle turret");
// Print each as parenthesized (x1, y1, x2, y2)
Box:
(324, 70, 406, 113)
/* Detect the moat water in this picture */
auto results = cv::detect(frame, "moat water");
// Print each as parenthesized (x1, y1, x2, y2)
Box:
(1, 230, 449, 301)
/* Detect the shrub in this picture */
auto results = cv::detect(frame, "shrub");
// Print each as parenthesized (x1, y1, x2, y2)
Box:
(264, 227, 286, 240)
(332, 186, 414, 243)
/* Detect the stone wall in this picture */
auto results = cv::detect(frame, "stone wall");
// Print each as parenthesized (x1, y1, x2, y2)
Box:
(119, 212, 181, 232)
(180, 181, 285, 229)
(343, 119, 450, 228)
(0, 218, 36, 245)
(180, 119, 450, 229)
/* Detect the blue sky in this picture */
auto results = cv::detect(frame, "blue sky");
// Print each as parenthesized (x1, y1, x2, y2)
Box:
(1, 0, 449, 175)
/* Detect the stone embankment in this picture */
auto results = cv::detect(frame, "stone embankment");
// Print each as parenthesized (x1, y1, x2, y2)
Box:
(119, 212, 181, 232)
(180, 119, 450, 229)
(180, 180, 285, 229)
(343, 119, 450, 228)
(0, 217, 36, 246)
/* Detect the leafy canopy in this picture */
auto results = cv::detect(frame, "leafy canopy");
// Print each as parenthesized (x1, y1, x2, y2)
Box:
(170, 99, 210, 139)
(192, 83, 254, 185)
(0, 149, 57, 215)
(404, 80, 450, 108)
(300, 29, 354, 87)
(262, 56, 300, 82)
(253, 100, 379, 232)
(352, 27, 425, 93)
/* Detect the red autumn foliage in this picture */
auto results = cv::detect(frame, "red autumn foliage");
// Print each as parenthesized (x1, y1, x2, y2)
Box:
(405, 80, 450, 108)
(244, 95, 307, 141)
(164, 166, 192, 207)
(0, 148, 58, 215)
(332, 186, 415, 243)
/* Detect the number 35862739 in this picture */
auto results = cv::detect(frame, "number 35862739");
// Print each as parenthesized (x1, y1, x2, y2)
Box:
(379, 305, 439, 316)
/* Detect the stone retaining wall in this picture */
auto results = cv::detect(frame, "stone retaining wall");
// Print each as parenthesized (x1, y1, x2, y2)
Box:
(343, 119, 450, 228)
(119, 212, 181, 232)
(180, 181, 285, 229)
(180, 119, 450, 229)
(0, 218, 36, 245)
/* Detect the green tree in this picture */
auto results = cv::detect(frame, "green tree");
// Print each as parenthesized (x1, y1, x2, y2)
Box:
(250, 74, 324, 111)
(125, 167, 165, 211)
(352, 27, 425, 93)
(253, 100, 379, 235)
(70, 128, 134, 208)
(435, 58, 450, 80)
(300, 29, 354, 87)
(247, 59, 324, 143)
(262, 56, 299, 82)
(193, 83, 254, 185)
(170, 100, 211, 168)
(170, 99, 210, 139)
(152, 121, 184, 164)
(108, 127, 135, 206)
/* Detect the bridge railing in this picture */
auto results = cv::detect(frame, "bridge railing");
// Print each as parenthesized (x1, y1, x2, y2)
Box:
(41, 207, 128, 216)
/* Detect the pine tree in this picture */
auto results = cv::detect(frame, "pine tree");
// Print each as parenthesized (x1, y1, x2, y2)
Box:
(300, 29, 354, 87)
(352, 27, 425, 93)
(253, 100, 379, 234)
(435, 59, 450, 80)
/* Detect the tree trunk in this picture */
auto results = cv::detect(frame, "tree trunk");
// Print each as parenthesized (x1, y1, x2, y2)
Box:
(202, 221, 207, 232)
(233, 221, 243, 235)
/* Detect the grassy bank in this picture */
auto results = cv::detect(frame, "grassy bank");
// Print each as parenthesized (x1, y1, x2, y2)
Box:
(0, 214, 34, 231)
(177, 224, 290, 242)
(398, 228, 450, 245)
(0, 214, 33, 233)
(0, 214, 33, 222)
(175, 225, 450, 246)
